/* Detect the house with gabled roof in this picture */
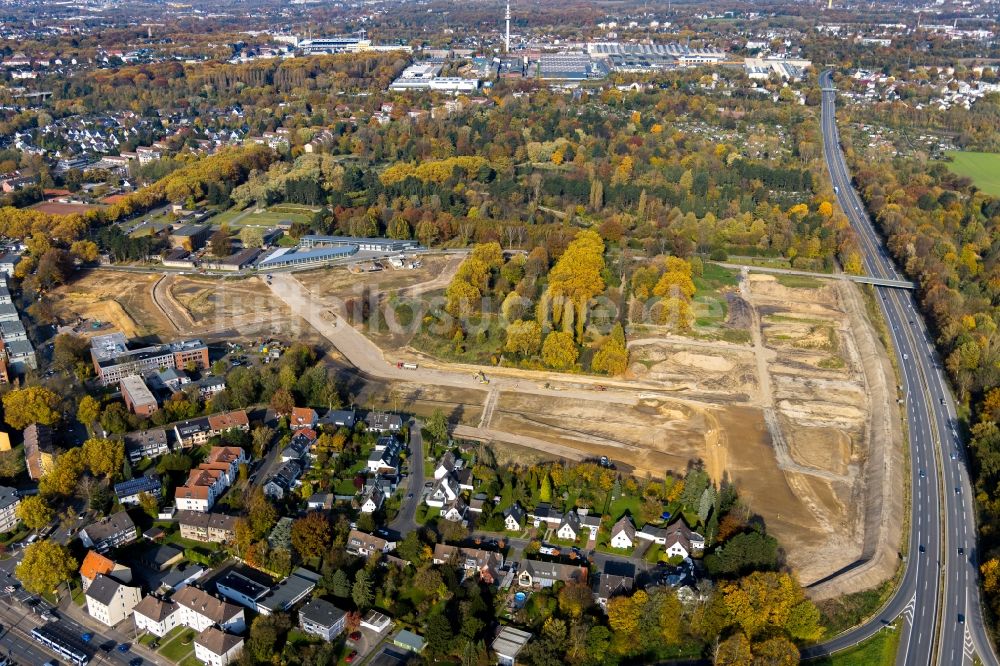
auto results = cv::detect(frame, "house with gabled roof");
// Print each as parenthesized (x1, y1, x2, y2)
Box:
(346, 529, 396, 557)
(594, 561, 635, 609)
(290, 407, 318, 430)
(517, 560, 588, 589)
(529, 503, 562, 528)
(432, 544, 504, 584)
(556, 512, 581, 541)
(195, 627, 244, 666)
(86, 574, 142, 626)
(441, 497, 468, 522)
(426, 476, 460, 508)
(610, 516, 636, 550)
(360, 487, 384, 514)
(504, 504, 526, 531)
(132, 595, 180, 637)
(80, 550, 132, 592)
(172, 585, 246, 633)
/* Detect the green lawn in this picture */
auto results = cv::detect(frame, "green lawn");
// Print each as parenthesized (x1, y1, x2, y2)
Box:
(692, 264, 739, 329)
(333, 478, 359, 496)
(811, 624, 900, 665)
(210, 205, 315, 228)
(943, 151, 1000, 197)
(159, 628, 197, 662)
(605, 493, 642, 521)
(776, 274, 823, 289)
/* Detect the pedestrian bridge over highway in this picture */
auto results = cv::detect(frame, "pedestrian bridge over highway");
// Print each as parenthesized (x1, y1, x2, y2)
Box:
(717, 262, 916, 289)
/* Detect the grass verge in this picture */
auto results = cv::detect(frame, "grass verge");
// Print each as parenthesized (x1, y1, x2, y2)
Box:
(809, 622, 900, 665)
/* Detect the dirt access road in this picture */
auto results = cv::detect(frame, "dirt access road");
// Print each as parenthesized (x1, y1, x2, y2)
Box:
(267, 267, 901, 596)
(266, 272, 717, 451)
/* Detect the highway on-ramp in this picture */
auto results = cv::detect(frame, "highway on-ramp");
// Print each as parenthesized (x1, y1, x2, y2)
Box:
(805, 69, 998, 666)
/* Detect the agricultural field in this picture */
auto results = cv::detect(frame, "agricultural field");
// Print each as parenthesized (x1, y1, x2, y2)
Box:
(943, 150, 1000, 197)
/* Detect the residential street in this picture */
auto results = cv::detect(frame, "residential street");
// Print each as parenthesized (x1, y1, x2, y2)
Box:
(388, 420, 424, 535)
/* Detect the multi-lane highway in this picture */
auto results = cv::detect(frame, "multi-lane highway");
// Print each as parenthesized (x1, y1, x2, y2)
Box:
(805, 69, 998, 666)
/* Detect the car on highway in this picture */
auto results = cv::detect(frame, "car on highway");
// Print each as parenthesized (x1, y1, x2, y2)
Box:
(959, 614, 965, 624)
(129, 659, 143, 666)
(407, 493, 413, 499)
(117, 643, 131, 653)
(940, 398, 945, 406)
(951, 452, 958, 460)
(959, 547, 965, 556)
(918, 469, 925, 478)
(919, 545, 926, 553)
(40, 611, 55, 622)
(955, 487, 961, 494)
(82, 632, 93, 643)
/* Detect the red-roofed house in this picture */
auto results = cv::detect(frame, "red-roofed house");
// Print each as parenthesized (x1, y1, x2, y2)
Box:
(290, 408, 317, 431)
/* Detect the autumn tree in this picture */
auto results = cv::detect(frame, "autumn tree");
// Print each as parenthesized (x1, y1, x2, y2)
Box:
(0, 449, 24, 478)
(291, 512, 331, 560)
(251, 425, 275, 458)
(139, 492, 159, 518)
(542, 331, 579, 370)
(591, 322, 629, 375)
(16, 494, 54, 530)
(426, 409, 449, 444)
(269, 387, 295, 416)
(83, 437, 124, 478)
(247, 488, 278, 537)
(77, 395, 101, 433)
(39, 448, 85, 496)
(52, 333, 90, 373)
(715, 632, 753, 665)
(210, 227, 232, 257)
(720, 571, 823, 642)
(558, 582, 594, 618)
(505, 320, 542, 356)
(545, 230, 606, 342)
(3, 386, 60, 429)
(16, 540, 77, 594)
(607, 589, 648, 654)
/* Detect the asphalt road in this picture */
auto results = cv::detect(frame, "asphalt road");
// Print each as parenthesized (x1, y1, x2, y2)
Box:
(388, 421, 425, 535)
(803, 70, 998, 666)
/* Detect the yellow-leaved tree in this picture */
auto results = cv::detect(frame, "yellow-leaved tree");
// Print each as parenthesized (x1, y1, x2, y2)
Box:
(544, 230, 606, 342)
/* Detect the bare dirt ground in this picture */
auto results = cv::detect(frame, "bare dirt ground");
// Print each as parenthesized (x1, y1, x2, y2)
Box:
(166, 274, 292, 334)
(48, 270, 173, 338)
(60, 262, 897, 596)
(296, 255, 461, 299)
(48, 269, 305, 345)
(282, 255, 900, 592)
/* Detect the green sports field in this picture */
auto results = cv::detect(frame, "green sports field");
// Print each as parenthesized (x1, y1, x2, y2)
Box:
(943, 151, 1000, 197)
